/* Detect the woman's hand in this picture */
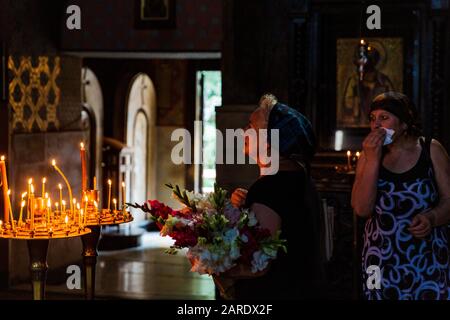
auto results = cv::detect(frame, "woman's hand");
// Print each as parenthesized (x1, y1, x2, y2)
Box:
(408, 214, 433, 239)
(230, 188, 248, 208)
(362, 128, 386, 163)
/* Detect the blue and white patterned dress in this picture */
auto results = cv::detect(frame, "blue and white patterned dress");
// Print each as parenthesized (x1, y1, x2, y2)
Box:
(362, 139, 450, 300)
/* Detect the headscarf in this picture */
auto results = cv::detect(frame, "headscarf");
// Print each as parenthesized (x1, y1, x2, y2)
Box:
(257, 94, 316, 162)
(369, 91, 422, 136)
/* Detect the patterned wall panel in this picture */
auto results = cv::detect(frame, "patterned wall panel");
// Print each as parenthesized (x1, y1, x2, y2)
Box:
(8, 56, 60, 132)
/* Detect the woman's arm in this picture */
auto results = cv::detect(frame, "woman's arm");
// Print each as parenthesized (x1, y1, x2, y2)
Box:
(422, 139, 450, 226)
(351, 129, 385, 218)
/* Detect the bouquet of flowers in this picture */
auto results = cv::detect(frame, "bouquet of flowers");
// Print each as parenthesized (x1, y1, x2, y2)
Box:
(128, 183, 287, 298)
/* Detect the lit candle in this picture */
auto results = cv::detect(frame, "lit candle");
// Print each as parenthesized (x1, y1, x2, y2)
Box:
(0, 156, 10, 224)
(29, 183, 35, 221)
(347, 150, 352, 169)
(113, 198, 117, 212)
(356, 151, 361, 160)
(122, 182, 126, 210)
(80, 143, 87, 192)
(64, 215, 69, 230)
(52, 159, 74, 214)
(27, 178, 32, 219)
(77, 202, 81, 225)
(62, 200, 66, 213)
(80, 209, 84, 227)
(107, 179, 112, 211)
(19, 199, 25, 225)
(42, 178, 46, 198)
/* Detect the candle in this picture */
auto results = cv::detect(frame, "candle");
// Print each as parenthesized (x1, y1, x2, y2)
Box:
(77, 202, 81, 225)
(42, 178, 46, 198)
(113, 198, 117, 212)
(84, 195, 88, 223)
(107, 179, 112, 211)
(7, 190, 14, 231)
(122, 182, 126, 210)
(19, 199, 25, 225)
(58, 184, 63, 210)
(346, 150, 352, 169)
(27, 179, 32, 220)
(52, 159, 74, 214)
(0, 220, 2, 233)
(0, 156, 10, 223)
(47, 199, 51, 225)
(80, 143, 87, 192)
(62, 200, 66, 213)
(64, 215, 69, 230)
(93, 176, 97, 190)
(80, 209, 84, 227)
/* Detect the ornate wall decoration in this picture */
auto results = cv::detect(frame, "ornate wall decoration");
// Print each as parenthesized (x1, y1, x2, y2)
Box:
(8, 56, 60, 132)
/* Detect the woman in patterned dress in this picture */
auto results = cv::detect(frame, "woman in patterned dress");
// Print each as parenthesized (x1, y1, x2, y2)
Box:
(352, 91, 450, 300)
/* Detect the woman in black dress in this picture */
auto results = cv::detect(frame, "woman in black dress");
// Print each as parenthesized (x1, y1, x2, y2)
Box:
(218, 94, 324, 300)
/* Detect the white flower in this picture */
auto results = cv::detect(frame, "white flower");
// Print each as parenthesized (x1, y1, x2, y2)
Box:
(251, 250, 271, 273)
(247, 212, 258, 227)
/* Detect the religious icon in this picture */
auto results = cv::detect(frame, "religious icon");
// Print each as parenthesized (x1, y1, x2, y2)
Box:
(337, 38, 403, 128)
(135, 0, 176, 28)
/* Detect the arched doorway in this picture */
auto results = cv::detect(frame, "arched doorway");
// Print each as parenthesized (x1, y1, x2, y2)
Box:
(125, 73, 157, 225)
(81, 67, 104, 193)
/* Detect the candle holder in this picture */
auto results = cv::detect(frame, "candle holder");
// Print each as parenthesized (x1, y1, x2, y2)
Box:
(79, 188, 133, 300)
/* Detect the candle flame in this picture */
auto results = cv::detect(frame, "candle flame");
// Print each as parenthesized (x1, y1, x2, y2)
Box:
(80, 142, 85, 150)
(58, 183, 62, 190)
(360, 39, 365, 45)
(42, 177, 46, 184)
(47, 199, 51, 207)
(21, 200, 25, 208)
(45, 192, 49, 199)
(73, 198, 77, 205)
(62, 200, 66, 206)
(31, 184, 34, 194)
(7, 189, 11, 196)
(122, 182, 125, 188)
(0, 156, 5, 161)
(347, 150, 351, 156)
(52, 159, 56, 166)
(113, 198, 117, 204)
(0, 220, 2, 226)
(76, 203, 80, 210)
(84, 196, 88, 202)
(65, 215, 68, 224)
(28, 178, 33, 185)
(108, 179, 112, 186)
(94, 201, 98, 208)
(55, 202, 59, 207)
(21, 192, 27, 199)
(356, 151, 361, 157)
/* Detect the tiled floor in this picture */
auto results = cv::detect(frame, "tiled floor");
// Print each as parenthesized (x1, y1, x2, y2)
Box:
(8, 232, 216, 300)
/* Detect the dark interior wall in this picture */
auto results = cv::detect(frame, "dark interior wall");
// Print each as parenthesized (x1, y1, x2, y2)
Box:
(61, 0, 222, 52)
(222, 0, 291, 106)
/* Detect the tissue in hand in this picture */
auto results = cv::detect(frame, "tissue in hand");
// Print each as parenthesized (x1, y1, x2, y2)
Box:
(382, 128, 395, 145)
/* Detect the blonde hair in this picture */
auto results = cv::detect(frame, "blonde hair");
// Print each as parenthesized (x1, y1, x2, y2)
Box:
(257, 93, 278, 129)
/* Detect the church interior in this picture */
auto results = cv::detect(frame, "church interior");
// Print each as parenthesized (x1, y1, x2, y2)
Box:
(0, 0, 450, 301)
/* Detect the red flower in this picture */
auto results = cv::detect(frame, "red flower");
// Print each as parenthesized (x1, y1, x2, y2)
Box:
(239, 226, 271, 265)
(171, 228, 198, 247)
(147, 200, 177, 220)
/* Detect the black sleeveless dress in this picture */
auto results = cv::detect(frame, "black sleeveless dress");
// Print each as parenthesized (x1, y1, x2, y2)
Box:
(232, 169, 324, 300)
(362, 138, 450, 300)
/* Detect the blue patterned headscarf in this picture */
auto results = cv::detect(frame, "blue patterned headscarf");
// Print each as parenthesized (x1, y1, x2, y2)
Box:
(267, 102, 316, 162)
